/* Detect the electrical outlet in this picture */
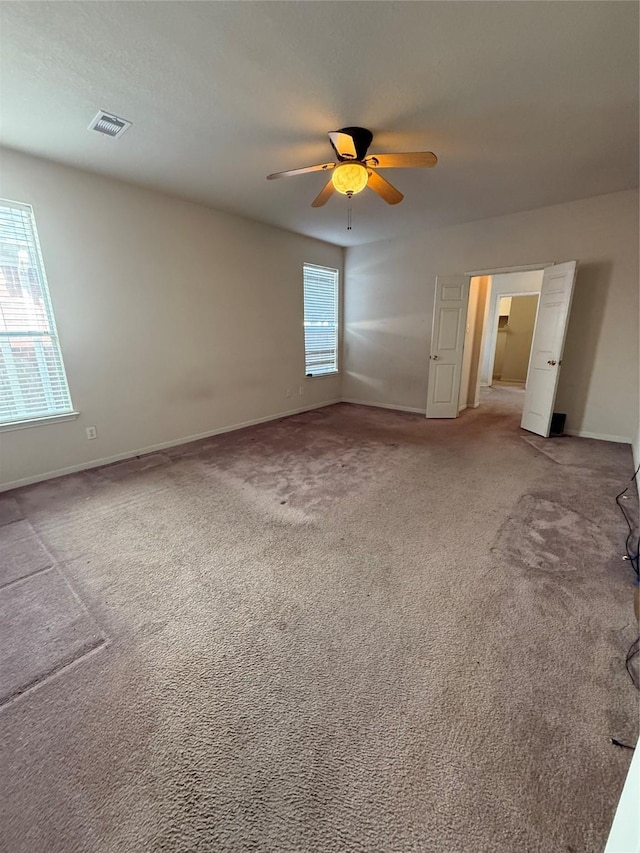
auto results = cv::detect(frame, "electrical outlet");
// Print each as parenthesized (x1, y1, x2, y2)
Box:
(298, 386, 304, 396)
(286, 387, 292, 398)
(86, 426, 98, 440)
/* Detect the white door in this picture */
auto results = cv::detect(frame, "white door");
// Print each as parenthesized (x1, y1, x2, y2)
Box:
(426, 276, 470, 418)
(521, 261, 577, 436)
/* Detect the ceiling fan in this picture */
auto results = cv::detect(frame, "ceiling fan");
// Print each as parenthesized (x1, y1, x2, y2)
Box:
(267, 126, 437, 207)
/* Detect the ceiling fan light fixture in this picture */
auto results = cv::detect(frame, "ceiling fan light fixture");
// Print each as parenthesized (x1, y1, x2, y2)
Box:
(331, 161, 368, 197)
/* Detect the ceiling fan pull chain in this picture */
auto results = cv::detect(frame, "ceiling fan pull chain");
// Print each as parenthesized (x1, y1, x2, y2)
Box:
(347, 205, 352, 231)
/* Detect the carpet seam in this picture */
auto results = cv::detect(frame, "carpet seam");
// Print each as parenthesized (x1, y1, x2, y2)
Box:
(0, 561, 55, 591)
(0, 638, 108, 711)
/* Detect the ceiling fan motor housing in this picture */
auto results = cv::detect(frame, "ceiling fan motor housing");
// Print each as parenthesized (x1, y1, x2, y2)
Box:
(333, 127, 373, 161)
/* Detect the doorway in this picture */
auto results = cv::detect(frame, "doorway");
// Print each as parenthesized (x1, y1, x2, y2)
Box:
(426, 262, 578, 436)
(456, 270, 544, 415)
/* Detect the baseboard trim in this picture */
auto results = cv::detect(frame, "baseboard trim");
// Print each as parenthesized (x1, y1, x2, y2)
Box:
(1, 399, 342, 493)
(341, 398, 425, 415)
(564, 429, 631, 444)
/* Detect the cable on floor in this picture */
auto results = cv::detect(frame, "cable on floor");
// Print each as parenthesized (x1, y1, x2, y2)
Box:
(625, 635, 640, 691)
(610, 738, 635, 750)
(614, 465, 640, 693)
(615, 461, 640, 579)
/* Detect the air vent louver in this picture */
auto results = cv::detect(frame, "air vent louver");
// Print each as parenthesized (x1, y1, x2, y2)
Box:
(89, 111, 132, 138)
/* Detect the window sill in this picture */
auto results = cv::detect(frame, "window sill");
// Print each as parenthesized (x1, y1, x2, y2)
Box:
(0, 411, 80, 433)
(306, 371, 340, 380)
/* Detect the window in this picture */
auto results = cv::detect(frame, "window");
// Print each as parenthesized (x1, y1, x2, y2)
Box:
(303, 263, 339, 376)
(0, 200, 74, 426)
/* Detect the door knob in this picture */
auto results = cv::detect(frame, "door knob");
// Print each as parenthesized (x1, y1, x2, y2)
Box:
(547, 359, 557, 366)
(431, 355, 439, 360)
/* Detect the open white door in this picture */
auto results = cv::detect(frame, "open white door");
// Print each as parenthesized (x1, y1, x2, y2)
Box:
(521, 261, 577, 436)
(426, 275, 470, 418)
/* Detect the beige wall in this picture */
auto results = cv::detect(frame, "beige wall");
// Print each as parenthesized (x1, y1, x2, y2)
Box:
(493, 329, 508, 379)
(0, 149, 343, 489)
(498, 297, 512, 315)
(458, 281, 479, 410)
(480, 269, 544, 385)
(344, 190, 639, 443)
(500, 295, 538, 383)
(636, 277, 640, 475)
(467, 276, 490, 409)
(459, 275, 489, 410)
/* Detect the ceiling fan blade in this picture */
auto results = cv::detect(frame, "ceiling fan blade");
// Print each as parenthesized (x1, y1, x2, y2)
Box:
(367, 170, 404, 205)
(328, 131, 358, 160)
(267, 162, 335, 180)
(365, 152, 438, 169)
(311, 179, 335, 208)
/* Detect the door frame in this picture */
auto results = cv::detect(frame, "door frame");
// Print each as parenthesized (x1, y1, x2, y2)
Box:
(464, 263, 555, 276)
(430, 262, 568, 420)
(438, 263, 556, 420)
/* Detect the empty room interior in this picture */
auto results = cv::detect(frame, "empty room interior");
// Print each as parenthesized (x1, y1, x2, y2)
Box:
(1, 3, 639, 852)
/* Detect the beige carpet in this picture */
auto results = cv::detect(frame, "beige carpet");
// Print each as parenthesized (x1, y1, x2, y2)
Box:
(1, 387, 638, 852)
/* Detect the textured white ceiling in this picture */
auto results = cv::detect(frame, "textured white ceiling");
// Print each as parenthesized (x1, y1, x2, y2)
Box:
(0, 1, 638, 247)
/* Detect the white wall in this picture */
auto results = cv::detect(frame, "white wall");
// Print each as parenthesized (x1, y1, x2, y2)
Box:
(344, 190, 639, 443)
(0, 149, 343, 489)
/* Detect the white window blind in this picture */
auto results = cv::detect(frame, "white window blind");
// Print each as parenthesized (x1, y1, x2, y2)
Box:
(0, 200, 74, 425)
(303, 263, 339, 376)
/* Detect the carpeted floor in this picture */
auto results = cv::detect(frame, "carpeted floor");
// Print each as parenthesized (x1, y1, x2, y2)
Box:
(1, 387, 638, 852)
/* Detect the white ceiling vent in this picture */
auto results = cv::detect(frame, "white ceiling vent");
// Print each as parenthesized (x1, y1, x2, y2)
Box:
(88, 111, 132, 138)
